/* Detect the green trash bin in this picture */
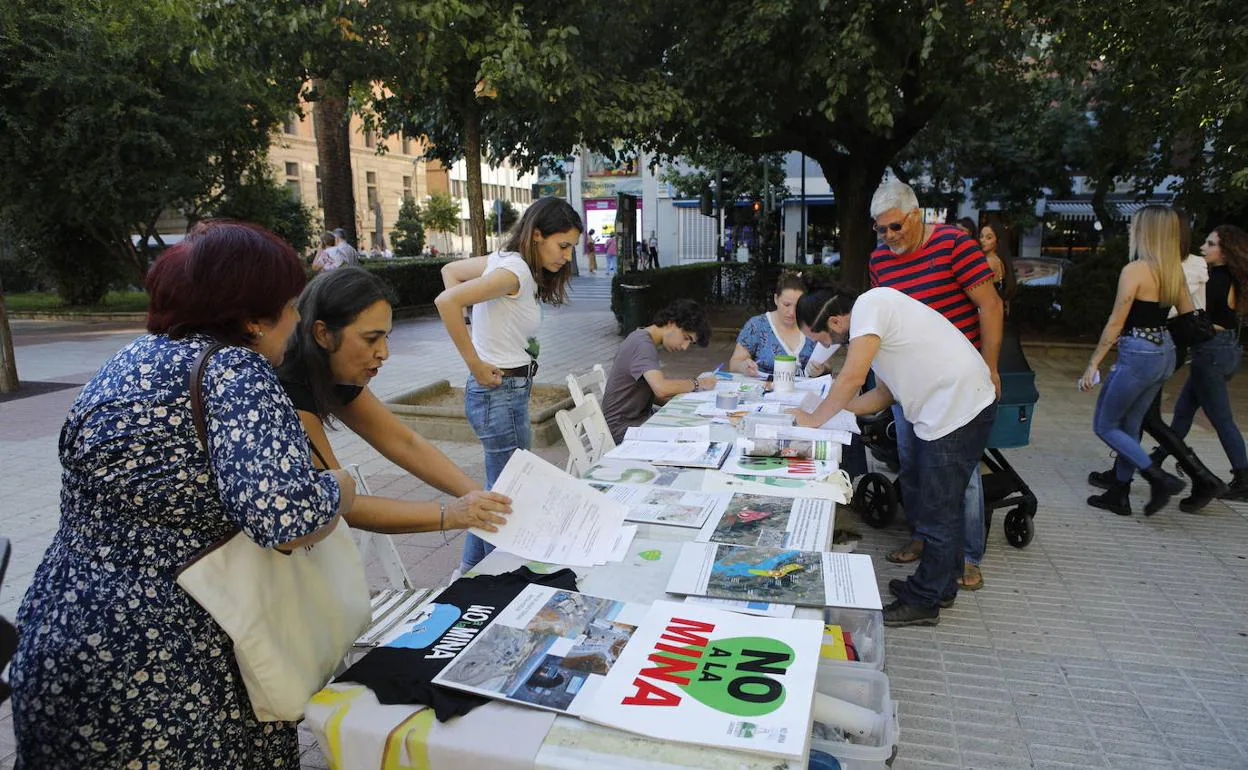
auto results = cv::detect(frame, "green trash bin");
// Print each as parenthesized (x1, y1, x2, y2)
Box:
(618, 284, 651, 335)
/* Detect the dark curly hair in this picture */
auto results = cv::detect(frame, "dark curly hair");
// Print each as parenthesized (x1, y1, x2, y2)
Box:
(795, 284, 862, 332)
(650, 299, 711, 347)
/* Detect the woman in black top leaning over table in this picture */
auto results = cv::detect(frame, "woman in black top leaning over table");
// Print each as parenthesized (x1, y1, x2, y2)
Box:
(1153, 224, 1248, 501)
(278, 267, 513, 535)
(1080, 205, 1194, 516)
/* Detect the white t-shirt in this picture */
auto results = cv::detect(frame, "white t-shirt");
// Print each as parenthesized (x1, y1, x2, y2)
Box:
(471, 251, 540, 369)
(850, 287, 995, 441)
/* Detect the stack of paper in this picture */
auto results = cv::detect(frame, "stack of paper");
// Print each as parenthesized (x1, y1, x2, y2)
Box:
(474, 450, 631, 566)
(694, 402, 765, 418)
(721, 447, 838, 480)
(666, 542, 883, 611)
(604, 440, 731, 469)
(622, 424, 711, 443)
(588, 482, 733, 529)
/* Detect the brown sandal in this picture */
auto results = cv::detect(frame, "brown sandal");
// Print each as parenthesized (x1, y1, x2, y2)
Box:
(957, 563, 984, 591)
(885, 539, 924, 564)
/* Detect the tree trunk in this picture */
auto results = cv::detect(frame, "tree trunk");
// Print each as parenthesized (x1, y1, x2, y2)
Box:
(463, 101, 487, 257)
(1090, 166, 1123, 238)
(312, 79, 358, 246)
(827, 157, 888, 289)
(0, 274, 18, 394)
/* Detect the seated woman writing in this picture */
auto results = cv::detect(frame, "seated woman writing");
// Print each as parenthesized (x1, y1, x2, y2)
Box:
(729, 271, 816, 376)
(278, 267, 512, 535)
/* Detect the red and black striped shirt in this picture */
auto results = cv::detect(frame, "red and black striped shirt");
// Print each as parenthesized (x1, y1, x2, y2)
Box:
(869, 225, 995, 348)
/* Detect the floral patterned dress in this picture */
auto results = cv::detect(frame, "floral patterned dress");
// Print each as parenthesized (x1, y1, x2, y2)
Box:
(11, 334, 341, 768)
(736, 313, 815, 373)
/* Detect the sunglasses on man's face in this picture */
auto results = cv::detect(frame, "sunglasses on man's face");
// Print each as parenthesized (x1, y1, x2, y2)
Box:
(871, 210, 912, 235)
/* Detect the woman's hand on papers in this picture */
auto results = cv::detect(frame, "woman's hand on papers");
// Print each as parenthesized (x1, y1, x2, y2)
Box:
(786, 408, 820, 428)
(446, 490, 512, 532)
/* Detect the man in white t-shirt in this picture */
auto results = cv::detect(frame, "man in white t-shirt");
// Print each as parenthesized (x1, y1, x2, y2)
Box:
(791, 286, 997, 627)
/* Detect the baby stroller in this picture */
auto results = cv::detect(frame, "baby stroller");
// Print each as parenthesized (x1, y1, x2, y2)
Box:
(850, 329, 1040, 548)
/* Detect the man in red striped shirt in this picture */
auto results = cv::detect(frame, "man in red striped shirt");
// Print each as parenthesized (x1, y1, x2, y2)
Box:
(869, 178, 1003, 596)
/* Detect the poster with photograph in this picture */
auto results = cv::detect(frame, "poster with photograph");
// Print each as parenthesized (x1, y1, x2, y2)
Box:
(588, 483, 733, 529)
(722, 448, 837, 480)
(433, 585, 647, 715)
(580, 600, 823, 760)
(667, 542, 882, 610)
(696, 492, 832, 550)
(581, 460, 692, 488)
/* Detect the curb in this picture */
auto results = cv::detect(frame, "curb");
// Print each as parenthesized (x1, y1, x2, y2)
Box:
(9, 311, 147, 322)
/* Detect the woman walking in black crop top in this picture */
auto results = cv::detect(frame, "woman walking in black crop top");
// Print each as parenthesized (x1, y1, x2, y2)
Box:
(1080, 206, 1195, 515)
(1157, 225, 1248, 499)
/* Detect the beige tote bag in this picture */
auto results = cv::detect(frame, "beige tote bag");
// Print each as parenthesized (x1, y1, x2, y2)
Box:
(176, 343, 370, 722)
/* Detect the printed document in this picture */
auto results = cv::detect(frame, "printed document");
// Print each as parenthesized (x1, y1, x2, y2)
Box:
(623, 424, 712, 443)
(474, 450, 628, 567)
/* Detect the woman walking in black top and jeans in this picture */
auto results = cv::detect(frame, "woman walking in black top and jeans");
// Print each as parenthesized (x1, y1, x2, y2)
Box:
(1155, 225, 1248, 500)
(1080, 206, 1195, 516)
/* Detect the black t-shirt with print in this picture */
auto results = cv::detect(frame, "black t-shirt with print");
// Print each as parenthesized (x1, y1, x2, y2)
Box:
(335, 567, 579, 721)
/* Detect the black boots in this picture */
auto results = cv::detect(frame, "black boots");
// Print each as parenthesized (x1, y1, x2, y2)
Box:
(1087, 468, 1116, 490)
(1220, 469, 1248, 501)
(1141, 465, 1185, 515)
(1088, 482, 1132, 516)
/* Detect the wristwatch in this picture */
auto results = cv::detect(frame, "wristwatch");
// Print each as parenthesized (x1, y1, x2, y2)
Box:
(691, 378, 702, 392)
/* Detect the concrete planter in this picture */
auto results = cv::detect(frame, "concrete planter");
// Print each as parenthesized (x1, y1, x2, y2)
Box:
(384, 379, 574, 447)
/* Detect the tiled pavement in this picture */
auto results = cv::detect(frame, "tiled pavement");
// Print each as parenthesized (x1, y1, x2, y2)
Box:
(1, 274, 1246, 769)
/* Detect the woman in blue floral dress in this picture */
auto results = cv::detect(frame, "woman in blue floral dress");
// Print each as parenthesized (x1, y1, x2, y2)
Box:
(10, 222, 357, 768)
(730, 271, 816, 375)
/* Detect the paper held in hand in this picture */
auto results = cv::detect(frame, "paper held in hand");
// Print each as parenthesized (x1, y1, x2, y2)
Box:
(471, 449, 629, 567)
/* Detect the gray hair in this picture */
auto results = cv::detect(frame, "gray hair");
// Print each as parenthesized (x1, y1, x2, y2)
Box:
(869, 178, 920, 218)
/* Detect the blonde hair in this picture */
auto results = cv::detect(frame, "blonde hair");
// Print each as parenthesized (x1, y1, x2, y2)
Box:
(1129, 206, 1185, 307)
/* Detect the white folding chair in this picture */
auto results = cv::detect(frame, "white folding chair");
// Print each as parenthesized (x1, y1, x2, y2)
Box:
(566, 364, 607, 407)
(555, 393, 616, 477)
(344, 464, 414, 591)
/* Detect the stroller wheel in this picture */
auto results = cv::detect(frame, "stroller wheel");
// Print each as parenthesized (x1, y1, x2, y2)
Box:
(854, 473, 897, 529)
(1003, 505, 1035, 548)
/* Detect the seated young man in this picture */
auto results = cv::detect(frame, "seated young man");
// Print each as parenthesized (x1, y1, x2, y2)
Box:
(601, 299, 716, 443)
(791, 285, 997, 627)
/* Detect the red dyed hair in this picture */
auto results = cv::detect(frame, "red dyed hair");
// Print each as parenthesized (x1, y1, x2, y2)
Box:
(146, 220, 307, 345)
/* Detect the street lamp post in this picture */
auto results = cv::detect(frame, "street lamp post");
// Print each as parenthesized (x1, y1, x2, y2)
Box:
(561, 155, 579, 276)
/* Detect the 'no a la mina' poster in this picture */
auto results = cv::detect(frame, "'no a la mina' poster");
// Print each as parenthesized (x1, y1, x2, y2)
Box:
(579, 600, 823, 760)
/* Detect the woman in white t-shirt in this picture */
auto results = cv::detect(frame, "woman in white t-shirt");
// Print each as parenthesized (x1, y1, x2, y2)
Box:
(435, 197, 583, 571)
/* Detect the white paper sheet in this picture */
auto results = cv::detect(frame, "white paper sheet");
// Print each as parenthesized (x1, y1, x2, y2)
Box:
(795, 373, 834, 392)
(673, 390, 718, 403)
(762, 390, 821, 408)
(682, 595, 798, 618)
(818, 409, 861, 434)
(753, 424, 855, 444)
(698, 469, 852, 505)
(623, 424, 712, 443)
(694, 402, 765, 418)
(593, 483, 733, 529)
(472, 450, 628, 567)
(605, 440, 711, 463)
(603, 524, 638, 562)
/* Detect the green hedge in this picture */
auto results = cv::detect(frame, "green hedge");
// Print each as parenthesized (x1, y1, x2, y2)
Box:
(609, 262, 841, 333)
(359, 257, 453, 309)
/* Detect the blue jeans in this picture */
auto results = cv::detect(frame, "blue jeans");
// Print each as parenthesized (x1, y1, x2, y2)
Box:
(1168, 330, 1247, 470)
(607, 253, 617, 273)
(896, 403, 997, 609)
(461, 374, 532, 571)
(894, 405, 986, 566)
(1094, 335, 1175, 481)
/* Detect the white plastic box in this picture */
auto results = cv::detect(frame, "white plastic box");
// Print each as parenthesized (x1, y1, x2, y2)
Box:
(821, 607, 885, 672)
(808, 666, 898, 768)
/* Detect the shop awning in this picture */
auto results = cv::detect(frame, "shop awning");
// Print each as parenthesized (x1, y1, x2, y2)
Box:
(1044, 197, 1174, 222)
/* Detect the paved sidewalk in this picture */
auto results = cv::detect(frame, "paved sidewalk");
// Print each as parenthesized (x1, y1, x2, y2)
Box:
(0, 275, 1246, 769)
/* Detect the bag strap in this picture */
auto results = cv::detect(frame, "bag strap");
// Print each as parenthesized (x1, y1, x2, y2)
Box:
(190, 343, 226, 451)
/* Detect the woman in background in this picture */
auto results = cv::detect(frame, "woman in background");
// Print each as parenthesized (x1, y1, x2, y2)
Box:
(1155, 224, 1248, 500)
(730, 271, 816, 376)
(1080, 206, 1193, 516)
(435, 197, 583, 572)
